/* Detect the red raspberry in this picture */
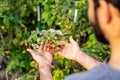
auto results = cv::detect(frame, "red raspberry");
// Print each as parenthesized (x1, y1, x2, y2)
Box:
(47, 45, 54, 54)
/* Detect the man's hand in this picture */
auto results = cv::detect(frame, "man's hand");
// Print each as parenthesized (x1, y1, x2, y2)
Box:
(57, 36, 81, 61)
(57, 36, 101, 69)
(27, 43, 52, 68)
(27, 43, 53, 80)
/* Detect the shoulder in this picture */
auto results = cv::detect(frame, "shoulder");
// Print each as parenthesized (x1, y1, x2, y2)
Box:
(64, 63, 107, 80)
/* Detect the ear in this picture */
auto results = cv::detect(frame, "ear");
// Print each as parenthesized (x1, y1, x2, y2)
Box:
(98, 0, 111, 23)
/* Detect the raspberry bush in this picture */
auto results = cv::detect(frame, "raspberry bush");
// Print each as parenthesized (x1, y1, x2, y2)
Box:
(0, 0, 109, 80)
(28, 29, 65, 54)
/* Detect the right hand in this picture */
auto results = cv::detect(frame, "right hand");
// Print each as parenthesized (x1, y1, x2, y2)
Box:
(27, 43, 53, 69)
(57, 36, 82, 61)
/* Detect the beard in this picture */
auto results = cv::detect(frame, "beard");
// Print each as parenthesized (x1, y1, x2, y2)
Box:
(90, 11, 109, 44)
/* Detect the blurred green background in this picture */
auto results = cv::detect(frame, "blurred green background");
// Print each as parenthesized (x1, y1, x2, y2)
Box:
(0, 0, 109, 80)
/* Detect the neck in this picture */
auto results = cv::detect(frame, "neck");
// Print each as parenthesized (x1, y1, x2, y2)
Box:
(108, 40, 120, 71)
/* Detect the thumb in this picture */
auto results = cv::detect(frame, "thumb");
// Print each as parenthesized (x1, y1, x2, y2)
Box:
(69, 36, 76, 44)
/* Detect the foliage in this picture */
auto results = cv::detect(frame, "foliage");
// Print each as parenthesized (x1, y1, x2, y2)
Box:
(28, 29, 65, 52)
(17, 70, 39, 80)
(0, 0, 110, 80)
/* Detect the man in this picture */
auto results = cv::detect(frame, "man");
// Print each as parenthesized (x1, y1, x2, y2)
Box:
(27, 0, 120, 80)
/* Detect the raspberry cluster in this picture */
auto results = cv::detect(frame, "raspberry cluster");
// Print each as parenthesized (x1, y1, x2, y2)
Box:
(28, 29, 66, 54)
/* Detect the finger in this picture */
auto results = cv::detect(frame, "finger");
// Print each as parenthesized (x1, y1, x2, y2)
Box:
(57, 42, 69, 53)
(56, 47, 63, 55)
(27, 49, 43, 63)
(39, 41, 45, 51)
(57, 49, 66, 57)
(69, 36, 77, 44)
(65, 43, 69, 47)
(60, 41, 67, 45)
(43, 42, 47, 51)
(39, 45, 43, 51)
(27, 48, 37, 57)
(57, 45, 67, 56)
(27, 48, 34, 54)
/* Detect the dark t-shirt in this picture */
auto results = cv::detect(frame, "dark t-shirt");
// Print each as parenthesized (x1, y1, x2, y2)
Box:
(64, 58, 120, 80)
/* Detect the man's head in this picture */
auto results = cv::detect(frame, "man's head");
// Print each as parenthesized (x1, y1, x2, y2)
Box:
(87, 0, 120, 44)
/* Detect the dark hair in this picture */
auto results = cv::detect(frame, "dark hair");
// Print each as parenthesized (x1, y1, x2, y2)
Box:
(93, 0, 120, 10)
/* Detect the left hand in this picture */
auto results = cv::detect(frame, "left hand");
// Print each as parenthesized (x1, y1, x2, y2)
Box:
(57, 36, 81, 61)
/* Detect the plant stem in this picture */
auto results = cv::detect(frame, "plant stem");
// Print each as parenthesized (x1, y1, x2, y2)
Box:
(0, 31, 5, 46)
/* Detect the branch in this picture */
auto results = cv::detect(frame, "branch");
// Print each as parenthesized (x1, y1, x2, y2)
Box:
(0, 31, 5, 45)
